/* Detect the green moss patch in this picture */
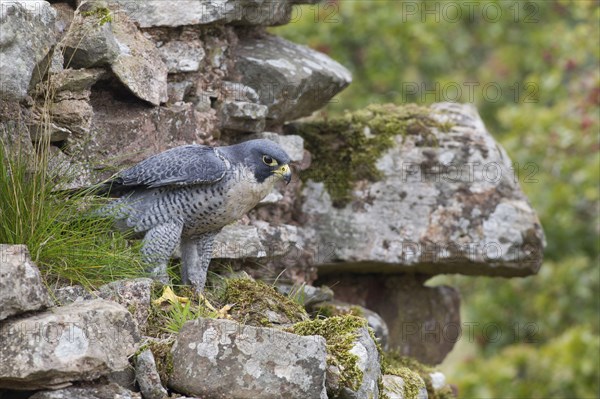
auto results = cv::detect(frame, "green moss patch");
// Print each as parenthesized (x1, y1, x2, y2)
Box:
(221, 278, 308, 327)
(81, 6, 113, 25)
(383, 351, 455, 399)
(291, 315, 368, 394)
(288, 103, 447, 207)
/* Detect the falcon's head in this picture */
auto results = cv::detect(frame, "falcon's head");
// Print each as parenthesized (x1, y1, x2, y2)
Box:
(225, 139, 292, 185)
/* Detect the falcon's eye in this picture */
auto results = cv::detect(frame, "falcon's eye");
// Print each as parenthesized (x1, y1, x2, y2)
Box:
(262, 155, 278, 166)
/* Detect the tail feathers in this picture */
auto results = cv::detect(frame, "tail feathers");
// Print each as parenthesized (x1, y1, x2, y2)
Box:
(57, 180, 132, 198)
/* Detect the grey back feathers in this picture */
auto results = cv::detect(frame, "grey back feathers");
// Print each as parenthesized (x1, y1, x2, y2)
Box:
(112, 146, 227, 190)
(105, 139, 290, 196)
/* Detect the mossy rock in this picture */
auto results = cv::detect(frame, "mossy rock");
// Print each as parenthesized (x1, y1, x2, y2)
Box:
(287, 103, 449, 207)
(383, 351, 455, 399)
(137, 337, 175, 386)
(221, 277, 309, 327)
(80, 1, 113, 25)
(291, 315, 370, 395)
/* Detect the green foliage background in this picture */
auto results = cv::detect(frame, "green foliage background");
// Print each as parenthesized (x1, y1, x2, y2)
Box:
(274, 0, 599, 396)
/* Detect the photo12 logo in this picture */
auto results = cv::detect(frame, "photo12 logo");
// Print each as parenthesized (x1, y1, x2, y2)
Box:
(399, 1, 540, 24)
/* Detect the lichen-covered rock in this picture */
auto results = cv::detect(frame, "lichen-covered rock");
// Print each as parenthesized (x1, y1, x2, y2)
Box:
(169, 317, 328, 398)
(99, 0, 302, 27)
(218, 100, 268, 132)
(321, 274, 460, 365)
(47, 68, 106, 93)
(61, 2, 167, 105)
(51, 284, 90, 305)
(0, 299, 139, 389)
(157, 39, 205, 73)
(292, 315, 381, 399)
(49, 279, 153, 331)
(134, 349, 168, 399)
(213, 221, 303, 260)
(61, 2, 119, 68)
(295, 102, 545, 277)
(0, 245, 51, 321)
(0, 0, 57, 101)
(110, 11, 168, 105)
(97, 278, 153, 331)
(234, 34, 352, 125)
(29, 382, 141, 399)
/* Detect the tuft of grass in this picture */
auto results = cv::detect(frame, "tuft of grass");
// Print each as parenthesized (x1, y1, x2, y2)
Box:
(0, 135, 145, 289)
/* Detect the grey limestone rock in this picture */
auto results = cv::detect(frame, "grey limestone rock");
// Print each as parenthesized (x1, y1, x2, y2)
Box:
(300, 102, 545, 277)
(0, 0, 57, 101)
(134, 349, 168, 399)
(169, 317, 328, 398)
(49, 278, 153, 331)
(157, 39, 205, 73)
(61, 2, 119, 68)
(0, 299, 140, 389)
(218, 100, 268, 132)
(0, 244, 51, 321)
(212, 221, 303, 260)
(234, 35, 352, 124)
(96, 0, 302, 28)
(110, 11, 168, 105)
(96, 278, 153, 332)
(61, 2, 168, 105)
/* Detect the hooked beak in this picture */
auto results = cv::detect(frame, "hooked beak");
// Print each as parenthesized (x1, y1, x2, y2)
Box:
(274, 164, 292, 184)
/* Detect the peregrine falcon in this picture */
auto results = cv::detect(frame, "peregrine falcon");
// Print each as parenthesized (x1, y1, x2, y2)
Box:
(100, 139, 292, 292)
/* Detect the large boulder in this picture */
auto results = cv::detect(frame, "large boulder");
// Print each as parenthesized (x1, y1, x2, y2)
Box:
(0, 245, 51, 321)
(293, 102, 545, 277)
(234, 34, 352, 125)
(0, 0, 57, 101)
(0, 299, 139, 389)
(169, 317, 328, 398)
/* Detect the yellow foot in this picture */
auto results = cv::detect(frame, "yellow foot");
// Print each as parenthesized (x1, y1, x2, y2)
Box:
(153, 286, 189, 306)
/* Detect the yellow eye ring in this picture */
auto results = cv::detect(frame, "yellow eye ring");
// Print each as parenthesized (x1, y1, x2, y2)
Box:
(262, 155, 278, 166)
